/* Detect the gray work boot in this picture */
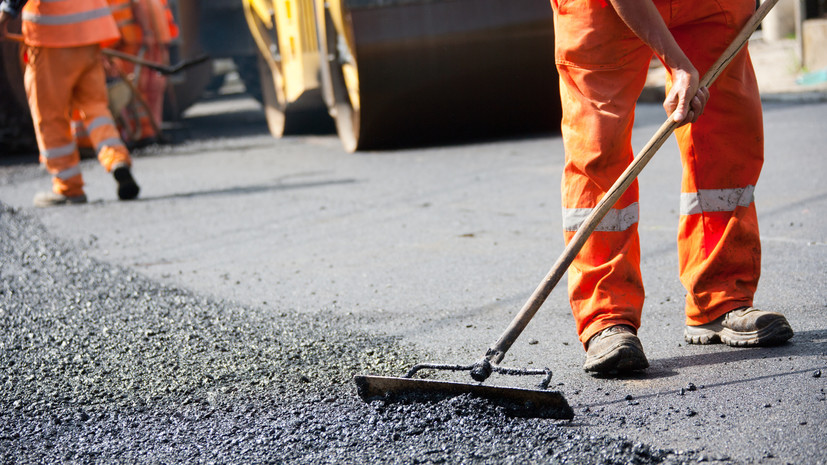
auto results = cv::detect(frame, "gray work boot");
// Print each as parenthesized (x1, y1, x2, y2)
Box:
(33, 191, 88, 208)
(112, 163, 140, 200)
(684, 307, 793, 347)
(583, 325, 649, 374)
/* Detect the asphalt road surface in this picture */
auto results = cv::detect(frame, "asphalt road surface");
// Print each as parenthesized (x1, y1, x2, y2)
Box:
(1, 91, 825, 464)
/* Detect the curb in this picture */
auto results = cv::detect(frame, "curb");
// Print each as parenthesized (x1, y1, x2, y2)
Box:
(759, 90, 827, 103)
(638, 85, 827, 104)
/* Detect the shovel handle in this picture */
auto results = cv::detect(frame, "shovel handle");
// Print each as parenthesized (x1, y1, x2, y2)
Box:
(478, 0, 780, 369)
(101, 48, 209, 76)
(100, 47, 173, 75)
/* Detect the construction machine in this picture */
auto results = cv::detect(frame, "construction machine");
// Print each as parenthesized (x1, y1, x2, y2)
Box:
(0, 0, 258, 154)
(243, 0, 561, 152)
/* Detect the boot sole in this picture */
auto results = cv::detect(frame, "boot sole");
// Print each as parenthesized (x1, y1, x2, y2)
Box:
(684, 318, 794, 347)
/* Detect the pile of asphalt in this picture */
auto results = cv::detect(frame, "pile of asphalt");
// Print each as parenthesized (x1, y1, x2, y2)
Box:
(0, 203, 714, 464)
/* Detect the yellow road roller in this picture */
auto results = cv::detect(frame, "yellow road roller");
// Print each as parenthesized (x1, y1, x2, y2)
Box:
(243, 0, 561, 152)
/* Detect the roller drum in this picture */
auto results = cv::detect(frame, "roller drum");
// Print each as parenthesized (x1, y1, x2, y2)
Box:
(321, 0, 560, 151)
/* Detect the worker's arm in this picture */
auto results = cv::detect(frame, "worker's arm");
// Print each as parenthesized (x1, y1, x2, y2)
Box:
(0, 0, 28, 40)
(607, 0, 709, 126)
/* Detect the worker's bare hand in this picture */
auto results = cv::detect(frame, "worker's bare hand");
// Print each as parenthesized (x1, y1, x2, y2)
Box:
(664, 68, 708, 127)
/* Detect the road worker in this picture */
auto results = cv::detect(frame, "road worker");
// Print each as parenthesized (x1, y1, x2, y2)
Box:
(0, 0, 139, 207)
(106, 0, 178, 146)
(550, 0, 793, 374)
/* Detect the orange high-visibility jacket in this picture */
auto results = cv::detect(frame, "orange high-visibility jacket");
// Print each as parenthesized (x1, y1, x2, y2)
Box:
(21, 0, 120, 48)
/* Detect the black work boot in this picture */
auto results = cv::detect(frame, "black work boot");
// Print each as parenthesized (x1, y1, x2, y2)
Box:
(684, 307, 793, 347)
(583, 325, 649, 374)
(112, 163, 140, 200)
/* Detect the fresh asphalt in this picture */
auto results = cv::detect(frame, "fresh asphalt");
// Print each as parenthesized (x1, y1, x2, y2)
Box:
(1, 92, 824, 464)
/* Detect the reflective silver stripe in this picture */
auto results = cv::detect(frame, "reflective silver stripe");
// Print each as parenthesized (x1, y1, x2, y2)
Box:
(22, 7, 112, 26)
(97, 137, 125, 152)
(41, 142, 76, 160)
(563, 202, 639, 232)
(85, 116, 114, 133)
(680, 185, 755, 216)
(56, 165, 82, 180)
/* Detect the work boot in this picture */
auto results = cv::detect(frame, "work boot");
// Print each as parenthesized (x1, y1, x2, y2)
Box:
(33, 191, 88, 208)
(112, 163, 140, 200)
(583, 325, 649, 374)
(684, 307, 793, 347)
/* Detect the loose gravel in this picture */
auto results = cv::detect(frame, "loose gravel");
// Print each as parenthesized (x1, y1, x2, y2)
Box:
(0, 203, 719, 464)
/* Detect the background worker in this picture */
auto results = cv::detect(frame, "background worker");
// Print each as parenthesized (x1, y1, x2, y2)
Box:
(0, 0, 140, 207)
(550, 0, 794, 374)
(106, 0, 179, 146)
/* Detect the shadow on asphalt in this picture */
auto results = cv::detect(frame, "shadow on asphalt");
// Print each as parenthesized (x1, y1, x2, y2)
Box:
(651, 328, 827, 371)
(103, 178, 359, 202)
(582, 364, 826, 411)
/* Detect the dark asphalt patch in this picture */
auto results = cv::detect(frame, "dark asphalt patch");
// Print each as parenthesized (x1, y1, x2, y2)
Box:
(0, 203, 721, 464)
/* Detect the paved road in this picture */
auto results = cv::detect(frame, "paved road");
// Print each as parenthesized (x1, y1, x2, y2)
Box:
(1, 93, 825, 464)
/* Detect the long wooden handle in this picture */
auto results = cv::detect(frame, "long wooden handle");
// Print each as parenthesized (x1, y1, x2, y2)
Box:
(481, 0, 780, 366)
(99, 47, 175, 75)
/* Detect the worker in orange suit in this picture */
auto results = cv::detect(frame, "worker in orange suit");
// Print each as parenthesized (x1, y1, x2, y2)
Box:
(550, 0, 793, 375)
(107, 0, 179, 146)
(0, 0, 139, 207)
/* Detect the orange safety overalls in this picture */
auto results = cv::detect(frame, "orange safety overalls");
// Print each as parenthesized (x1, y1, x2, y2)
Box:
(22, 0, 131, 197)
(550, 0, 763, 346)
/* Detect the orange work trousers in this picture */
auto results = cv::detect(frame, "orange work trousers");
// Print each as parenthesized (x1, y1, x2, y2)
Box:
(24, 45, 131, 197)
(551, 0, 763, 345)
